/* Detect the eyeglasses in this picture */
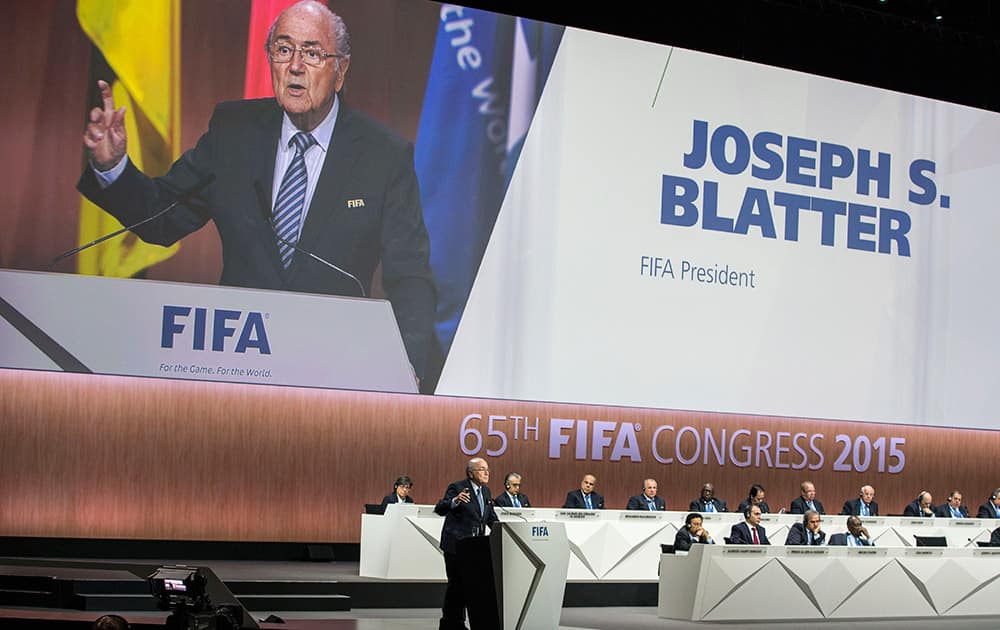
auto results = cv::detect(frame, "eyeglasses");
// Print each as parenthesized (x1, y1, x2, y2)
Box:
(269, 42, 342, 68)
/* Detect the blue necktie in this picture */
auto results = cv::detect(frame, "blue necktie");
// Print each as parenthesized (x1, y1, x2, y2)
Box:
(585, 494, 593, 510)
(273, 132, 317, 268)
(705, 502, 715, 513)
(512, 495, 521, 508)
(476, 487, 484, 517)
(648, 499, 655, 511)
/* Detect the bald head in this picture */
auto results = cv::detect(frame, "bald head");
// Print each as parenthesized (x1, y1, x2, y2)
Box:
(466, 457, 489, 485)
(267, 0, 350, 59)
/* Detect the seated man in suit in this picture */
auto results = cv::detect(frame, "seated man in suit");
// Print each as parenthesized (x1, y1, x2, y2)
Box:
(737, 484, 771, 515)
(729, 505, 770, 545)
(626, 478, 666, 511)
(829, 516, 873, 546)
(379, 475, 414, 509)
(563, 474, 604, 509)
(790, 481, 825, 514)
(493, 472, 530, 508)
(434, 457, 498, 630)
(977, 488, 1000, 519)
(785, 510, 826, 545)
(674, 512, 714, 551)
(903, 491, 936, 518)
(841, 485, 878, 517)
(689, 482, 727, 513)
(936, 489, 970, 518)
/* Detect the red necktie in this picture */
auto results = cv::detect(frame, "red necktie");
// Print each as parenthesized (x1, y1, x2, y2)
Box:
(751, 526, 760, 544)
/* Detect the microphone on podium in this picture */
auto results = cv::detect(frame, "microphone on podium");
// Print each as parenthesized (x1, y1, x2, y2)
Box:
(49, 173, 216, 270)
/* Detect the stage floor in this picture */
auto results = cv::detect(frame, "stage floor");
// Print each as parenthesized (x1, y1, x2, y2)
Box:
(1, 557, 1000, 629)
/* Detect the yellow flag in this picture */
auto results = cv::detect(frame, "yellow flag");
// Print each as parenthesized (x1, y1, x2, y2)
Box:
(76, 0, 181, 277)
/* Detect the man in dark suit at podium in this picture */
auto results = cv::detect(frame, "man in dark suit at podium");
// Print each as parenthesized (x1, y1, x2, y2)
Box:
(78, 0, 435, 382)
(841, 485, 878, 517)
(790, 481, 826, 515)
(435, 457, 498, 630)
(626, 478, 666, 511)
(563, 474, 604, 509)
(493, 472, 530, 508)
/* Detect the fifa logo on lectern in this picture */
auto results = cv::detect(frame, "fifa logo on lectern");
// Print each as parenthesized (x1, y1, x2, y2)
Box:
(531, 526, 549, 538)
(160, 305, 272, 354)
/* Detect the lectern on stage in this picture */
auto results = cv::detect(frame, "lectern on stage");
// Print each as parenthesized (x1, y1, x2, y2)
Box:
(457, 521, 569, 630)
(0, 270, 418, 393)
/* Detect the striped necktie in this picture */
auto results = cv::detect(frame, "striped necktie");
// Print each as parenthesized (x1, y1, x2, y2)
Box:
(273, 132, 317, 268)
(512, 494, 521, 508)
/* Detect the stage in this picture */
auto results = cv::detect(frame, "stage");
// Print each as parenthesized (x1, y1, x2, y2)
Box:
(1, 554, 1000, 629)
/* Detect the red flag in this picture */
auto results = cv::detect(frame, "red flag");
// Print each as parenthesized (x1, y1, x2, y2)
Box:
(244, 0, 299, 98)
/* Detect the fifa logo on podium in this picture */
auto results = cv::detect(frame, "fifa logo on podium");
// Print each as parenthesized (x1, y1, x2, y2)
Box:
(161, 305, 271, 354)
(531, 526, 549, 538)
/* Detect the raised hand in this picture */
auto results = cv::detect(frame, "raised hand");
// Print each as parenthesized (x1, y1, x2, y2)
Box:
(82, 80, 127, 171)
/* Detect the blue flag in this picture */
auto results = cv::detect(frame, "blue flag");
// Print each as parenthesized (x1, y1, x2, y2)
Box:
(415, 6, 563, 356)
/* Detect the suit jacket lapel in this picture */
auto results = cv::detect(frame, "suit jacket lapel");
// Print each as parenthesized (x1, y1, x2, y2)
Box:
(252, 102, 285, 277)
(294, 101, 362, 270)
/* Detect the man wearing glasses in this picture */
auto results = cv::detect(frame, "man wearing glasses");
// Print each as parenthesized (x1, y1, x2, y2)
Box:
(79, 0, 435, 384)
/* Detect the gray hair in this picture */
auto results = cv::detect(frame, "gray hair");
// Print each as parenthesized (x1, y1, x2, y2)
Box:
(265, 0, 351, 61)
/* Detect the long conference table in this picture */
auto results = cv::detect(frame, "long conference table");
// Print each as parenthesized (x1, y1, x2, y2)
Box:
(659, 544, 1000, 620)
(360, 504, 999, 582)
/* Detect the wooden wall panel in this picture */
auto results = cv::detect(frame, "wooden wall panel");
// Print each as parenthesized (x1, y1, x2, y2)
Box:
(1, 368, 997, 543)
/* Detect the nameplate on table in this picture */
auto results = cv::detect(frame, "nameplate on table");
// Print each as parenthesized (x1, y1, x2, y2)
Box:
(974, 548, 1000, 556)
(847, 548, 886, 556)
(416, 506, 439, 518)
(499, 509, 536, 519)
(722, 547, 767, 555)
(948, 519, 977, 527)
(859, 517, 883, 526)
(787, 548, 828, 556)
(758, 515, 777, 524)
(556, 510, 601, 519)
(621, 512, 661, 520)
(905, 548, 943, 557)
(902, 519, 934, 526)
